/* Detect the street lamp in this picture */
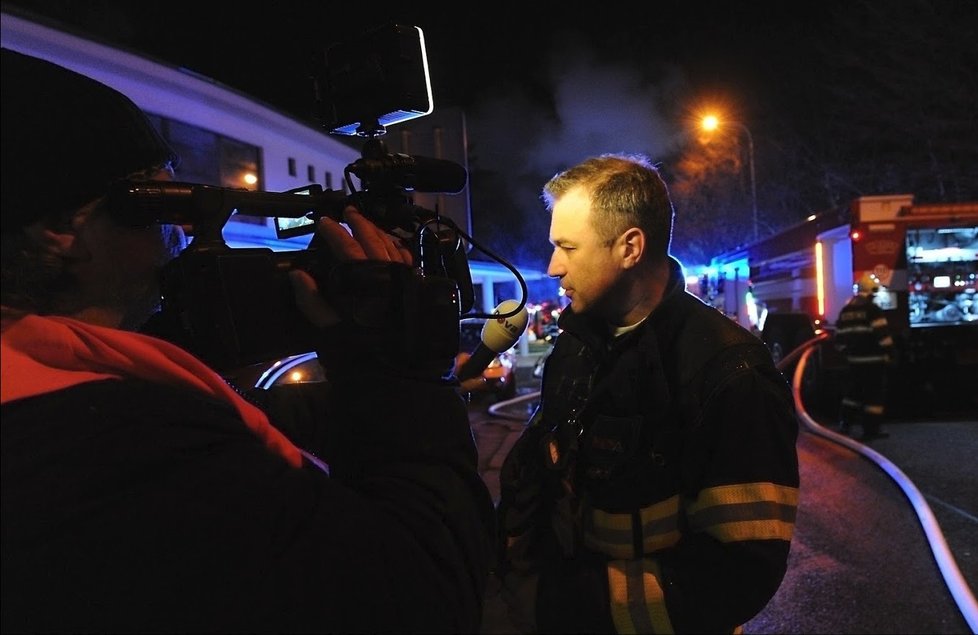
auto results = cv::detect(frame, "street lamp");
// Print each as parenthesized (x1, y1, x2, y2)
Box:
(701, 115, 758, 242)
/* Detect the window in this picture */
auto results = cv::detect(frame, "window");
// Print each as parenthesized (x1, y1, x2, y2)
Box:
(220, 138, 261, 191)
(907, 226, 978, 327)
(145, 113, 264, 225)
(146, 113, 262, 190)
(150, 116, 220, 185)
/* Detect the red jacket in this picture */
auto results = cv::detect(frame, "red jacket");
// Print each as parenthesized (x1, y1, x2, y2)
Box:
(1, 314, 494, 632)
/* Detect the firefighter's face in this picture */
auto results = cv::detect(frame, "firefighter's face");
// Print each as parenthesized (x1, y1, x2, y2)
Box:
(546, 186, 624, 317)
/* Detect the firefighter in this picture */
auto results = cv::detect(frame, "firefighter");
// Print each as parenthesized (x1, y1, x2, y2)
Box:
(494, 153, 800, 633)
(835, 272, 897, 440)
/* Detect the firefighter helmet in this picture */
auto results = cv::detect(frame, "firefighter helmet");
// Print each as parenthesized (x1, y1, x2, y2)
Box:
(855, 272, 880, 295)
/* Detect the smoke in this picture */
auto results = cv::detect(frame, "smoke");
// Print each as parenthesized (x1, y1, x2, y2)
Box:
(465, 34, 688, 275)
(530, 46, 683, 173)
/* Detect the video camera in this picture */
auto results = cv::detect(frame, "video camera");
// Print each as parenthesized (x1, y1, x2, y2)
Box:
(108, 23, 525, 373)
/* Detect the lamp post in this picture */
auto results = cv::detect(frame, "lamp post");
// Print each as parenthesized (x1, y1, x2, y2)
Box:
(701, 115, 759, 242)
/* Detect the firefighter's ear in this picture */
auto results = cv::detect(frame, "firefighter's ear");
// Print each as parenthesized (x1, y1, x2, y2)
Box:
(619, 227, 645, 269)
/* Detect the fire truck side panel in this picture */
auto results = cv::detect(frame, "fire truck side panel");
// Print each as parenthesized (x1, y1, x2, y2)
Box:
(702, 195, 977, 419)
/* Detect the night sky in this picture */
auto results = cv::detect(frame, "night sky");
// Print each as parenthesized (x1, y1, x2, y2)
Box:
(4, 1, 976, 271)
(3, 1, 828, 119)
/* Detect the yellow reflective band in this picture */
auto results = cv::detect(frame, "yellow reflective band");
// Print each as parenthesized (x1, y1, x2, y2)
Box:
(848, 354, 889, 363)
(687, 483, 798, 543)
(689, 482, 799, 509)
(865, 404, 885, 415)
(584, 497, 681, 559)
(608, 559, 674, 634)
(640, 498, 682, 553)
(702, 517, 795, 542)
(871, 317, 889, 328)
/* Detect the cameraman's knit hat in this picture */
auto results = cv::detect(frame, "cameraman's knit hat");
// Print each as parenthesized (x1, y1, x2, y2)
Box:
(1, 48, 179, 233)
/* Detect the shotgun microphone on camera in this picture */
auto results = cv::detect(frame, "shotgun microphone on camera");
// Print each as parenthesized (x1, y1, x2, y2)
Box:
(348, 153, 467, 193)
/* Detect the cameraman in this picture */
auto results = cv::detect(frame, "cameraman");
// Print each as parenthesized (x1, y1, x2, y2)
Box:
(0, 48, 494, 633)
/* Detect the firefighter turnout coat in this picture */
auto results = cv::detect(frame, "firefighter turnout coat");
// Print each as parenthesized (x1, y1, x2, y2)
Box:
(497, 258, 800, 633)
(834, 293, 896, 429)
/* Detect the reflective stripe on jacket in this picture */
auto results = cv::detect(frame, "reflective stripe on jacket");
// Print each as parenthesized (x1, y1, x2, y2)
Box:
(835, 295, 895, 365)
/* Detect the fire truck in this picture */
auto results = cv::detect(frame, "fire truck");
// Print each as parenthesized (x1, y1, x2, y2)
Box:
(696, 194, 978, 417)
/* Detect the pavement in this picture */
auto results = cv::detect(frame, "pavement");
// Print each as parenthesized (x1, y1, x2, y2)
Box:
(468, 349, 546, 503)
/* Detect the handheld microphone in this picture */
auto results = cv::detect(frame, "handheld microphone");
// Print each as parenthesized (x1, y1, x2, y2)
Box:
(349, 153, 468, 193)
(456, 300, 529, 382)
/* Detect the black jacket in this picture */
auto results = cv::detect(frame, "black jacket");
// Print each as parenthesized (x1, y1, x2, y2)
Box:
(835, 294, 896, 365)
(498, 258, 800, 633)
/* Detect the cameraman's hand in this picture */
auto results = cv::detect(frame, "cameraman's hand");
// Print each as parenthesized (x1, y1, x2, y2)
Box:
(290, 205, 458, 381)
(289, 207, 412, 328)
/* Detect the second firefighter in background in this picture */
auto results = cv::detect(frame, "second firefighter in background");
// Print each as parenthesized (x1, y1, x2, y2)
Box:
(835, 272, 897, 441)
